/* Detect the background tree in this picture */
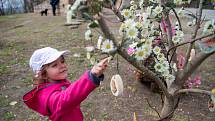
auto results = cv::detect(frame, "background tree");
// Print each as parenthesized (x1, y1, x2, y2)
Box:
(23, 0, 34, 13)
(0, 0, 5, 15)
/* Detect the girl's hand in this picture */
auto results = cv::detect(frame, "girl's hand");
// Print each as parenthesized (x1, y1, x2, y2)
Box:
(91, 58, 109, 77)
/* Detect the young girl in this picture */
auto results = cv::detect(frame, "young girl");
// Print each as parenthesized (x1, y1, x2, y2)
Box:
(23, 47, 108, 121)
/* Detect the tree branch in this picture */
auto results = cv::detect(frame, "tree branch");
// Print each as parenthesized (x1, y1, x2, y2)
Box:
(145, 98, 161, 118)
(167, 33, 215, 57)
(107, 0, 124, 21)
(179, 51, 215, 85)
(174, 88, 213, 96)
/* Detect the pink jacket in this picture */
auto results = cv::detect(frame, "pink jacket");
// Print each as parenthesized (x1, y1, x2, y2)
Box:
(23, 71, 102, 121)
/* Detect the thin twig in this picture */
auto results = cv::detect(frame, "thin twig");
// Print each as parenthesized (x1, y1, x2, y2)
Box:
(174, 88, 213, 96)
(157, 96, 181, 121)
(171, 8, 182, 31)
(167, 33, 215, 59)
(145, 98, 161, 118)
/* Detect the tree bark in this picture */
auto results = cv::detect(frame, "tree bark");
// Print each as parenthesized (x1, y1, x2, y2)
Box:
(23, 0, 34, 13)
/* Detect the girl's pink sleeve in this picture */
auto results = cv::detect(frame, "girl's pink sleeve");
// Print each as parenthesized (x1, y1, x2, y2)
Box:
(48, 71, 103, 112)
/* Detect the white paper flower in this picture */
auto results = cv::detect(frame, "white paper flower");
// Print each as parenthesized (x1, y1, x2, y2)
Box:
(153, 46, 161, 55)
(172, 36, 181, 44)
(121, 9, 131, 19)
(101, 39, 115, 53)
(135, 21, 143, 29)
(153, 6, 163, 15)
(127, 27, 138, 39)
(162, 60, 170, 70)
(143, 44, 152, 56)
(157, 53, 165, 61)
(141, 12, 149, 23)
(154, 62, 164, 72)
(135, 47, 147, 60)
(162, 69, 170, 77)
(97, 35, 103, 49)
(124, 19, 135, 29)
(165, 74, 175, 87)
(145, 39, 152, 46)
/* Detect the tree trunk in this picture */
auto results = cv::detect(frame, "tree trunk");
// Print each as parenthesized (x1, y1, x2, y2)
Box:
(160, 96, 178, 121)
(23, 0, 34, 13)
(160, 85, 181, 121)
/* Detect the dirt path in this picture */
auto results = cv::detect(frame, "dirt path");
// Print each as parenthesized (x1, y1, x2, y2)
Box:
(0, 11, 215, 121)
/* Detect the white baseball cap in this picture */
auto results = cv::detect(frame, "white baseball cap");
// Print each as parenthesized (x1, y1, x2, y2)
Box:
(29, 47, 69, 73)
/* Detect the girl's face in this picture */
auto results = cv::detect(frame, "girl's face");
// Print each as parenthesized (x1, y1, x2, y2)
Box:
(45, 56, 68, 81)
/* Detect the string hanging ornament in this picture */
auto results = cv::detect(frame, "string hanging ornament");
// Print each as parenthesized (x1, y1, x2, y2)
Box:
(110, 55, 124, 96)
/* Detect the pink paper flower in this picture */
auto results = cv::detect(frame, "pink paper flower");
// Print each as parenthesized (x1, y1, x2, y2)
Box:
(177, 54, 185, 70)
(193, 75, 201, 87)
(127, 47, 135, 56)
(161, 16, 176, 35)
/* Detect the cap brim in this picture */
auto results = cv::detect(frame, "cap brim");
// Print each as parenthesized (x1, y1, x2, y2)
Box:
(44, 50, 70, 65)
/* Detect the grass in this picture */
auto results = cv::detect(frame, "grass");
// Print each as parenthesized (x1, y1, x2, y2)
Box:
(173, 115, 189, 121)
(0, 64, 9, 76)
(2, 111, 15, 121)
(0, 95, 9, 107)
(0, 14, 22, 22)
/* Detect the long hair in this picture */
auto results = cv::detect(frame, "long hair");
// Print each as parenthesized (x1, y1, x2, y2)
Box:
(32, 65, 48, 85)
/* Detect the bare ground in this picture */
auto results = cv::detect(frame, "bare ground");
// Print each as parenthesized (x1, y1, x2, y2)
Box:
(0, 11, 215, 121)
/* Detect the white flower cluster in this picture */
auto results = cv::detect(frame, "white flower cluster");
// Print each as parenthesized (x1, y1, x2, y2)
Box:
(153, 46, 176, 87)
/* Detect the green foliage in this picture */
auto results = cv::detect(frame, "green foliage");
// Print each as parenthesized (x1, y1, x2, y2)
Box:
(173, 116, 189, 121)
(3, 111, 15, 121)
(0, 95, 9, 107)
